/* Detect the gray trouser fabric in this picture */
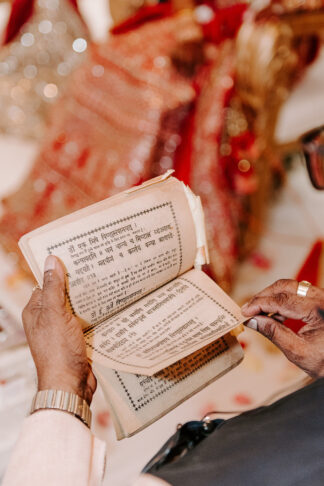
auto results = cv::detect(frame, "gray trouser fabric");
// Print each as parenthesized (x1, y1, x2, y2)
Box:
(148, 378, 324, 486)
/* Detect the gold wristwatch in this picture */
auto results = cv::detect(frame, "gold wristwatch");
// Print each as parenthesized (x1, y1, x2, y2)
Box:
(30, 390, 92, 428)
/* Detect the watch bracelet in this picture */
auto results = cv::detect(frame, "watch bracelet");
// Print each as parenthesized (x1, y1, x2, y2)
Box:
(30, 389, 91, 428)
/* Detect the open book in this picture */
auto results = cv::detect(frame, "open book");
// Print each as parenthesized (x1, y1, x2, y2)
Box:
(19, 171, 245, 438)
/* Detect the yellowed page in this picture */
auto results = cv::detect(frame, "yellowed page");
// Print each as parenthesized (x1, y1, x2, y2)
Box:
(19, 176, 197, 327)
(85, 269, 244, 375)
(93, 333, 243, 439)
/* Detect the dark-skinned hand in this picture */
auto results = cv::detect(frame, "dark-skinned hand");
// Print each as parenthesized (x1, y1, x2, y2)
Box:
(22, 255, 96, 405)
(241, 279, 324, 378)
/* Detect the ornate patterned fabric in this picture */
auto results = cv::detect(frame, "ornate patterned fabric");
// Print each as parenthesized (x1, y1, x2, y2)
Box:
(0, 11, 196, 266)
(0, 5, 273, 288)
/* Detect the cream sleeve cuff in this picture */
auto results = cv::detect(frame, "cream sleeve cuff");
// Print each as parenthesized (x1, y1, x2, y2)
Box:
(2, 409, 106, 486)
(133, 474, 172, 486)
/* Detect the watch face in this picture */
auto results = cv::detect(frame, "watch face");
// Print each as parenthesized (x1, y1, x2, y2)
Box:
(301, 126, 324, 190)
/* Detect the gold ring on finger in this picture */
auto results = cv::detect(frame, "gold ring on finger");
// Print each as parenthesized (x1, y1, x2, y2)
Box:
(296, 280, 312, 297)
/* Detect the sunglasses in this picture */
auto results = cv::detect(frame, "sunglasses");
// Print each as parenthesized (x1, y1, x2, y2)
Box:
(301, 125, 324, 190)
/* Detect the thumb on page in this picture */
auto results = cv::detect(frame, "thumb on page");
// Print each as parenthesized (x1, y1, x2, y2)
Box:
(42, 255, 66, 310)
(246, 315, 304, 359)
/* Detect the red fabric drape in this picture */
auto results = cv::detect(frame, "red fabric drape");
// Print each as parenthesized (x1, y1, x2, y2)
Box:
(200, 3, 247, 44)
(110, 2, 247, 190)
(110, 4, 172, 35)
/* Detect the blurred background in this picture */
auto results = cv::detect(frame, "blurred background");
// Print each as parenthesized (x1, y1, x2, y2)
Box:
(0, 1, 323, 484)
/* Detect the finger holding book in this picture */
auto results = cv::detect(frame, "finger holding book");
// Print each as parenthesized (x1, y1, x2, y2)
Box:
(23, 255, 97, 405)
(242, 279, 324, 378)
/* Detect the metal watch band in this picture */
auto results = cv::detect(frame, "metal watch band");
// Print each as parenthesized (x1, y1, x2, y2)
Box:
(30, 389, 91, 428)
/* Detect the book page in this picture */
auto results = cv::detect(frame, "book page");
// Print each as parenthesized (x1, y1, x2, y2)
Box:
(93, 333, 243, 439)
(85, 269, 244, 375)
(20, 177, 197, 327)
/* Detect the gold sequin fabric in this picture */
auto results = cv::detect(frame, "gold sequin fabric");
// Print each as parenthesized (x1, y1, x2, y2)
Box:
(0, 0, 89, 139)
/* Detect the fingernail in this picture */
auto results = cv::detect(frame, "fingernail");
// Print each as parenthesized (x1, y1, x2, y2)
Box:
(245, 318, 258, 330)
(44, 255, 56, 272)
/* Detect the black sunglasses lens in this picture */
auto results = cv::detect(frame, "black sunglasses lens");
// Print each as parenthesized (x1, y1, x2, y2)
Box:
(301, 126, 324, 190)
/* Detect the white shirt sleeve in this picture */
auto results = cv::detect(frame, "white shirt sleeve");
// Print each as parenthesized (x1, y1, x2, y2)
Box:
(2, 410, 106, 486)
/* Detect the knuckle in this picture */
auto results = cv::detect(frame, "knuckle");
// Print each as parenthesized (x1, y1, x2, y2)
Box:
(255, 295, 271, 307)
(249, 295, 261, 307)
(39, 303, 67, 325)
(275, 292, 289, 306)
(305, 307, 321, 325)
(272, 279, 292, 291)
(275, 279, 289, 287)
(40, 302, 60, 316)
(315, 288, 324, 303)
(27, 300, 42, 314)
(23, 298, 41, 317)
(307, 286, 324, 303)
(262, 320, 276, 341)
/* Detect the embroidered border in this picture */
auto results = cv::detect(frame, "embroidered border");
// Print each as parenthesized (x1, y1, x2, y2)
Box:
(46, 201, 183, 319)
